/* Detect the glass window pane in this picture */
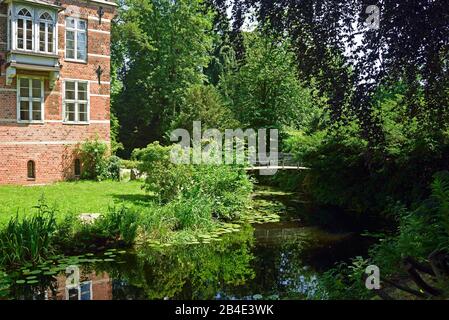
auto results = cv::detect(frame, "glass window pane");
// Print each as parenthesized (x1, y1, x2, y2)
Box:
(20, 79, 29, 97)
(32, 102, 41, 121)
(40, 23, 46, 51)
(66, 31, 75, 58)
(47, 24, 53, 52)
(17, 19, 24, 49)
(66, 18, 75, 28)
(20, 101, 29, 121)
(65, 82, 75, 100)
(66, 30, 75, 42)
(66, 49, 75, 59)
(26, 20, 32, 50)
(78, 83, 87, 100)
(79, 103, 87, 122)
(78, 20, 86, 30)
(66, 103, 75, 122)
(32, 80, 41, 98)
(77, 32, 86, 60)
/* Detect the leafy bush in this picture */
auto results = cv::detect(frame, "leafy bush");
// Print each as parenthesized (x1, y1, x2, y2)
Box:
(120, 159, 141, 169)
(134, 142, 253, 221)
(370, 171, 449, 276)
(78, 139, 109, 180)
(105, 155, 121, 181)
(95, 206, 140, 245)
(316, 256, 374, 300)
(78, 139, 121, 181)
(0, 201, 57, 267)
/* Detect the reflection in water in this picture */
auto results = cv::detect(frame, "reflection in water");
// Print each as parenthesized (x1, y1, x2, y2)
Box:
(6, 222, 367, 300)
(4, 187, 371, 300)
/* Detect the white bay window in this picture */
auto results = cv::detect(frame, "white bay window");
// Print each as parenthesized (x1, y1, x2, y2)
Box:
(8, 5, 57, 54)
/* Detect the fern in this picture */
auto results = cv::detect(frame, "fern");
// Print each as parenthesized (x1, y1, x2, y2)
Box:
(431, 172, 449, 238)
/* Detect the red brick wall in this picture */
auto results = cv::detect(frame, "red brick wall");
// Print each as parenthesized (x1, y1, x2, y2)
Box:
(0, 1, 116, 185)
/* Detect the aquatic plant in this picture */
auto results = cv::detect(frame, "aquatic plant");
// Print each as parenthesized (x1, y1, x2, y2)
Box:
(0, 201, 57, 267)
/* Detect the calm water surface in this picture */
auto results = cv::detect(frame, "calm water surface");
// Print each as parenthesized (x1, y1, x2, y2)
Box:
(4, 186, 370, 300)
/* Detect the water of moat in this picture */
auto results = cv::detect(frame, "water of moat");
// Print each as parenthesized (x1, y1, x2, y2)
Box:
(3, 186, 371, 300)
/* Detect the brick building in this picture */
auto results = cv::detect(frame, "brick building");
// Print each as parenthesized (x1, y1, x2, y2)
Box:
(0, 0, 116, 185)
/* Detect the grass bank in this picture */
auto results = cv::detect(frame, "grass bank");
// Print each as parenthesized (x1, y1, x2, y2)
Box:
(0, 180, 146, 225)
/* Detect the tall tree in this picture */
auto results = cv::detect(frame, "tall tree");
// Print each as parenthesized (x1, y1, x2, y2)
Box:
(220, 32, 317, 136)
(221, 0, 449, 146)
(112, 0, 214, 157)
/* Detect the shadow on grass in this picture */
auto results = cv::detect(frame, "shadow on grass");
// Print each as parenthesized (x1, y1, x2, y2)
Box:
(111, 194, 157, 207)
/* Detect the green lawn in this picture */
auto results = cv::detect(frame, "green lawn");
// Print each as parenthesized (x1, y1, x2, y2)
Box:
(0, 180, 150, 224)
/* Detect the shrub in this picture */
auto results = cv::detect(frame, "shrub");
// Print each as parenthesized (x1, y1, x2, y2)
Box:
(105, 155, 121, 181)
(135, 142, 253, 221)
(120, 159, 141, 169)
(0, 201, 57, 267)
(316, 256, 374, 300)
(370, 171, 449, 276)
(78, 139, 109, 180)
(78, 139, 121, 181)
(95, 206, 140, 245)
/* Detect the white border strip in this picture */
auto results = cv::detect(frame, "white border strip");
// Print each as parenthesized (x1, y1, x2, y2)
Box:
(88, 29, 110, 35)
(89, 16, 111, 23)
(89, 80, 111, 85)
(0, 88, 17, 92)
(90, 94, 110, 98)
(88, 53, 110, 59)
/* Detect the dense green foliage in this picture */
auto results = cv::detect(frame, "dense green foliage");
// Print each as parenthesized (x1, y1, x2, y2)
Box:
(78, 139, 121, 181)
(0, 202, 139, 268)
(113, 0, 215, 156)
(317, 172, 449, 299)
(370, 172, 449, 276)
(169, 84, 239, 135)
(219, 32, 317, 137)
(0, 201, 56, 267)
(134, 142, 253, 221)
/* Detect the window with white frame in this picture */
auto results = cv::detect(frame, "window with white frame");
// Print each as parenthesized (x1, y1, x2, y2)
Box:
(64, 81, 89, 123)
(39, 12, 54, 53)
(9, 7, 57, 54)
(65, 18, 87, 61)
(18, 78, 44, 122)
(17, 8, 33, 51)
